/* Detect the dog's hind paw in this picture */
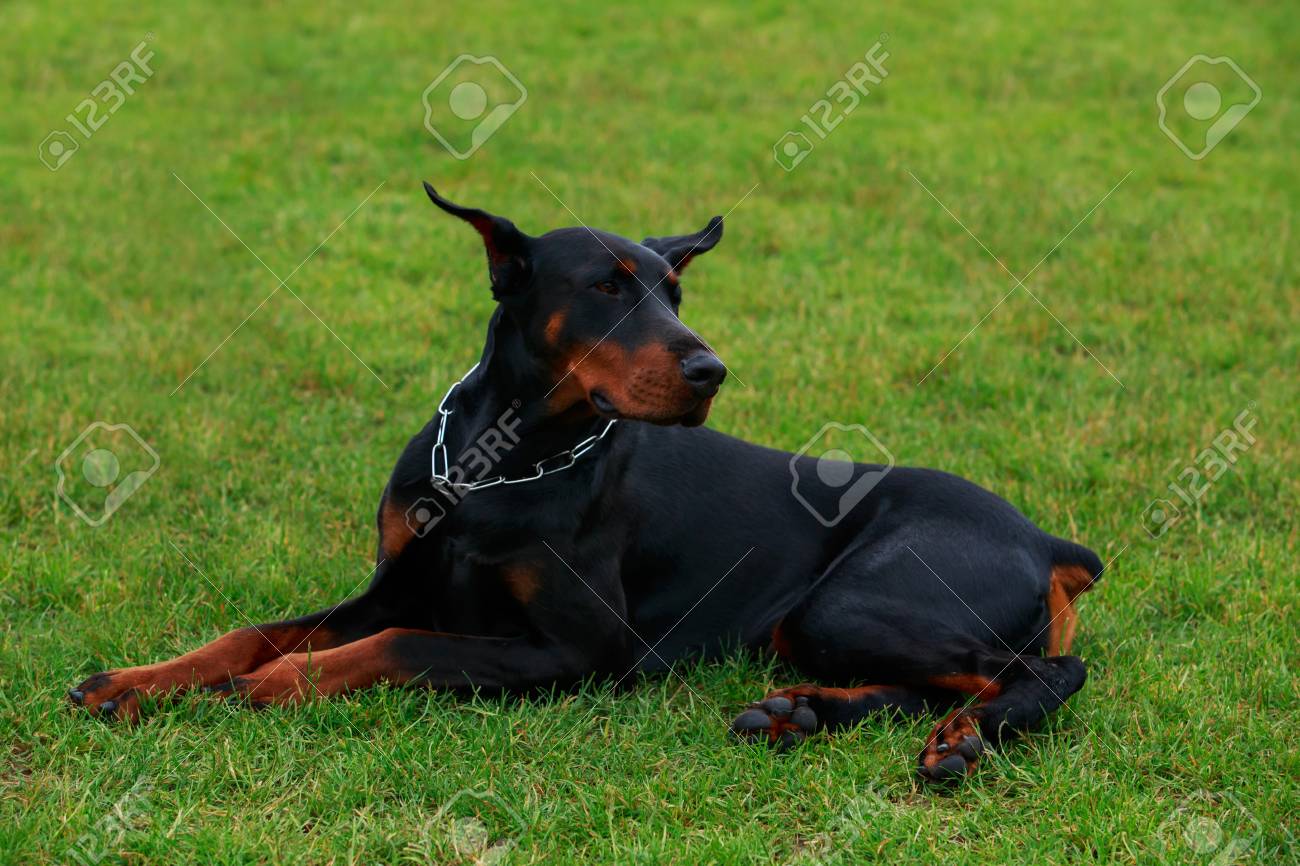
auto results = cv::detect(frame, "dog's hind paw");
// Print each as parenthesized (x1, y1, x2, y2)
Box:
(730, 695, 819, 750)
(917, 709, 987, 783)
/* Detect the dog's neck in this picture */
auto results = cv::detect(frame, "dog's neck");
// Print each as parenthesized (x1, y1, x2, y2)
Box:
(440, 308, 611, 482)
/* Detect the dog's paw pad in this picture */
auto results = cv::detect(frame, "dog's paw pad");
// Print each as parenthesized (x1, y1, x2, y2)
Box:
(918, 712, 986, 784)
(956, 734, 985, 761)
(730, 695, 818, 749)
(918, 752, 970, 782)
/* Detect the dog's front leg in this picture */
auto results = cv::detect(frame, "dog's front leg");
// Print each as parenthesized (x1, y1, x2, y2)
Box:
(222, 629, 620, 706)
(68, 560, 416, 720)
(225, 549, 634, 706)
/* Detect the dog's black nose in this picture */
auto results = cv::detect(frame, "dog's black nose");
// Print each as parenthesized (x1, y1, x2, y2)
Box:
(681, 352, 727, 396)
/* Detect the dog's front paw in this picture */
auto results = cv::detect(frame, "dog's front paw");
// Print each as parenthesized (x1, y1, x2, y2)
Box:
(67, 670, 146, 722)
(729, 694, 819, 750)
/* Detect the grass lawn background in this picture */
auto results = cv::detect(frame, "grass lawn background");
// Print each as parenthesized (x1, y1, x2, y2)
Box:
(1, 0, 1296, 863)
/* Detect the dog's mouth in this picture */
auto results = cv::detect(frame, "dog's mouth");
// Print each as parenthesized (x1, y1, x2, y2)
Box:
(590, 390, 619, 417)
(678, 397, 713, 427)
(588, 389, 712, 427)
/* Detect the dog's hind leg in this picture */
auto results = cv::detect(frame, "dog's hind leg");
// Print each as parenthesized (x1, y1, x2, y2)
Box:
(730, 538, 1091, 782)
(916, 653, 1087, 782)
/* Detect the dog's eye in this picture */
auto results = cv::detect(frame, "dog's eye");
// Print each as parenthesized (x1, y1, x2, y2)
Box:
(593, 280, 620, 296)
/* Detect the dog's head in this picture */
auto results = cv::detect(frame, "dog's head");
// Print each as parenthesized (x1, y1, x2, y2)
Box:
(426, 182, 726, 426)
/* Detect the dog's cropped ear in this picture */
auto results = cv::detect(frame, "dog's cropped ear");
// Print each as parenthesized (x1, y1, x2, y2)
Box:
(424, 182, 532, 296)
(641, 216, 724, 273)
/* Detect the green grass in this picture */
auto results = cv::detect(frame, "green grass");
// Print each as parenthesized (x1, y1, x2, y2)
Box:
(2, 0, 1297, 863)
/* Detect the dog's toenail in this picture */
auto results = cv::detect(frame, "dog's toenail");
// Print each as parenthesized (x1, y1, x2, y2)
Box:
(936, 742, 950, 753)
(957, 735, 985, 760)
(100, 700, 117, 715)
(68, 689, 84, 705)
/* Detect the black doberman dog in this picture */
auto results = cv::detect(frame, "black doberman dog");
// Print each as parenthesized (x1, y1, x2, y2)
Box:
(69, 184, 1103, 783)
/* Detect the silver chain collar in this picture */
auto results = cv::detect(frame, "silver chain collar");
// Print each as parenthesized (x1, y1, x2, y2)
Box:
(430, 362, 617, 494)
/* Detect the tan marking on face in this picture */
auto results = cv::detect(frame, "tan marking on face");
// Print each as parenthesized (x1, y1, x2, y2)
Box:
(617, 257, 637, 275)
(554, 341, 699, 422)
(665, 269, 679, 286)
(546, 333, 718, 424)
(502, 563, 541, 604)
(380, 499, 417, 558)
